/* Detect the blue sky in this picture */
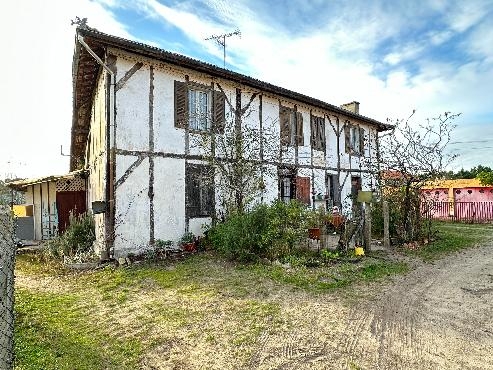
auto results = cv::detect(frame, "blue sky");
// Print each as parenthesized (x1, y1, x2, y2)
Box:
(1, 0, 492, 178)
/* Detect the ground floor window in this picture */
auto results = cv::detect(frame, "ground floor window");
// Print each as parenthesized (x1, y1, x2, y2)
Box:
(185, 163, 214, 217)
(278, 168, 311, 205)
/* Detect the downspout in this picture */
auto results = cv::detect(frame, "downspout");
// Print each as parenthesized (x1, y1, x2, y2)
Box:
(77, 35, 116, 260)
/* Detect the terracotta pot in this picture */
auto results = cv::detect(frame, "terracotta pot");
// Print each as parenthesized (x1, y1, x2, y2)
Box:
(308, 228, 321, 240)
(182, 242, 196, 252)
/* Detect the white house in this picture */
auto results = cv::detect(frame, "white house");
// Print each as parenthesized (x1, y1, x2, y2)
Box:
(71, 26, 391, 258)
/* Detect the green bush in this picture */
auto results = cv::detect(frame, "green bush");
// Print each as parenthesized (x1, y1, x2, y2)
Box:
(44, 213, 95, 259)
(208, 200, 310, 262)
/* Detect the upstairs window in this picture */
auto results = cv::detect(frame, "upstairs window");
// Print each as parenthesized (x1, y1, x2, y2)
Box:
(188, 88, 210, 130)
(175, 81, 225, 132)
(310, 114, 325, 151)
(345, 124, 365, 155)
(280, 106, 303, 146)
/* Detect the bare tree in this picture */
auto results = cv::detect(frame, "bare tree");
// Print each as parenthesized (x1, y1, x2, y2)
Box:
(370, 111, 460, 242)
(191, 88, 280, 215)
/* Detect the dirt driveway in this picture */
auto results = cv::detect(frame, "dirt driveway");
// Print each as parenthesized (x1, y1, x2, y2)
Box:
(251, 243, 493, 370)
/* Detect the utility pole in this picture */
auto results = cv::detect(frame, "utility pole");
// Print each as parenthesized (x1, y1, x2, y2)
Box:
(205, 29, 241, 69)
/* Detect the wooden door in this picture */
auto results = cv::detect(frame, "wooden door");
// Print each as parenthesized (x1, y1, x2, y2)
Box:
(56, 191, 87, 234)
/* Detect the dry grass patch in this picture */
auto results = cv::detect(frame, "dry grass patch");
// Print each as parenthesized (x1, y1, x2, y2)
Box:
(15, 251, 406, 369)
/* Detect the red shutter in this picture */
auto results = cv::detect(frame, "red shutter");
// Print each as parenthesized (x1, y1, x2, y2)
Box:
(296, 176, 311, 205)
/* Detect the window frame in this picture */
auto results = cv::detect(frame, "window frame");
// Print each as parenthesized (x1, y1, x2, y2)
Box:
(344, 124, 365, 156)
(280, 105, 304, 147)
(279, 167, 296, 203)
(188, 86, 211, 131)
(185, 163, 215, 218)
(174, 80, 226, 133)
(310, 114, 326, 152)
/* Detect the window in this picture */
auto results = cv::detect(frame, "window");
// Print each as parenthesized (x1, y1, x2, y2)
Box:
(279, 168, 311, 205)
(188, 88, 210, 130)
(280, 106, 303, 146)
(280, 175, 295, 203)
(279, 168, 296, 203)
(326, 174, 340, 207)
(174, 81, 225, 132)
(185, 163, 214, 218)
(344, 124, 365, 155)
(310, 114, 326, 151)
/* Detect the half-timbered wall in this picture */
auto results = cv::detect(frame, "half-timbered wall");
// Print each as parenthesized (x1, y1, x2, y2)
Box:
(104, 48, 378, 258)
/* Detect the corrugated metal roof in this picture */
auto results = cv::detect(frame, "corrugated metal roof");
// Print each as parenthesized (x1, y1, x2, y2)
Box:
(6, 170, 87, 190)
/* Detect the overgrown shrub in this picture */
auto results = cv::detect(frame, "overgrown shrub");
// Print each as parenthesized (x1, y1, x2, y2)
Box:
(44, 213, 96, 260)
(208, 200, 310, 262)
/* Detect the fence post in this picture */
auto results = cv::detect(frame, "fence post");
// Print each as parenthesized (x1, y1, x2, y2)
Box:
(0, 210, 15, 369)
(364, 202, 372, 251)
(383, 200, 390, 248)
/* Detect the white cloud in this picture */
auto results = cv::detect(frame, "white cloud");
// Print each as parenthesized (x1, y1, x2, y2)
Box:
(0, 0, 130, 179)
(445, 0, 489, 33)
(1, 0, 492, 178)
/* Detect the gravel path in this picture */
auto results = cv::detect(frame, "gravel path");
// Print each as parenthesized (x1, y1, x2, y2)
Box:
(251, 242, 493, 370)
(337, 242, 493, 370)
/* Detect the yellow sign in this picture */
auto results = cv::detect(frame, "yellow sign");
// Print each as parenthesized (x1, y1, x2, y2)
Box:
(357, 191, 373, 203)
(12, 205, 34, 217)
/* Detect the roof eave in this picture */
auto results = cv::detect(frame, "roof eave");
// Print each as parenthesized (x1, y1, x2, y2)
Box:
(76, 27, 392, 131)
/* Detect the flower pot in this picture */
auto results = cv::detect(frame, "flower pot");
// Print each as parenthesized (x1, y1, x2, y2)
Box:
(308, 228, 321, 240)
(182, 242, 196, 252)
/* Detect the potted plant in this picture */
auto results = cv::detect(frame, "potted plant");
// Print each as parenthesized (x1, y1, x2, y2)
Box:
(307, 207, 326, 241)
(180, 232, 196, 252)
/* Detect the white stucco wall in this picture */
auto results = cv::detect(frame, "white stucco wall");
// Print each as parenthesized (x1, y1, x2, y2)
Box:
(114, 155, 150, 258)
(105, 49, 381, 256)
(153, 157, 186, 241)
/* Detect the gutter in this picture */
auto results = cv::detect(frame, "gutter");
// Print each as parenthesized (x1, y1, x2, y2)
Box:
(77, 33, 116, 260)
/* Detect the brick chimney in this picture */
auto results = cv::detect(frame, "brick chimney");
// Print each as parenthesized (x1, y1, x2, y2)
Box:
(340, 101, 360, 114)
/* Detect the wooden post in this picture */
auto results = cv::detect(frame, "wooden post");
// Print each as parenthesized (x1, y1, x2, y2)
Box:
(365, 202, 372, 251)
(383, 200, 390, 248)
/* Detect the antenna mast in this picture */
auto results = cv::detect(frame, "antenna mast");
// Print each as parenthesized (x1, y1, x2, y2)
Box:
(205, 29, 241, 69)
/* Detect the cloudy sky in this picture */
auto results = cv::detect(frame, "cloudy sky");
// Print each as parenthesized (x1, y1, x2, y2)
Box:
(1, 0, 492, 179)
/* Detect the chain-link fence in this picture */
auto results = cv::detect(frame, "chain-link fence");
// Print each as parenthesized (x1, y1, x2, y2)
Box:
(0, 209, 15, 369)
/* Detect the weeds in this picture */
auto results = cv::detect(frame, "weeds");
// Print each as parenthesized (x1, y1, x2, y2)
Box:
(406, 222, 493, 260)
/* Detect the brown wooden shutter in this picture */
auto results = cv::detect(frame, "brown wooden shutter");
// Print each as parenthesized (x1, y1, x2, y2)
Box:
(311, 116, 325, 151)
(318, 117, 326, 151)
(185, 165, 199, 217)
(296, 112, 304, 146)
(296, 176, 311, 205)
(344, 125, 351, 153)
(213, 90, 226, 134)
(280, 106, 290, 146)
(174, 81, 188, 128)
(359, 127, 365, 155)
(310, 115, 316, 148)
(332, 174, 341, 206)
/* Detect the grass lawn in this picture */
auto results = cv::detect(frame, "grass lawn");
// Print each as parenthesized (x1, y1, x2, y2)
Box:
(14, 250, 406, 370)
(14, 221, 489, 368)
(408, 222, 493, 260)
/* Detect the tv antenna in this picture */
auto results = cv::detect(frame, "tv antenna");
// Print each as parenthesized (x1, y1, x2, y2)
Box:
(205, 29, 241, 69)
